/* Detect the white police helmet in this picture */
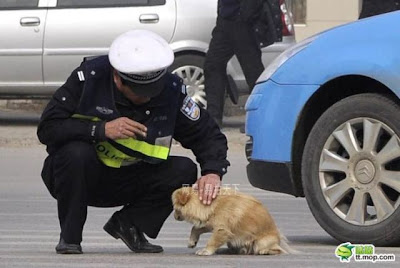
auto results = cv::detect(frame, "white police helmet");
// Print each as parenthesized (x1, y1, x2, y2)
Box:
(109, 30, 174, 97)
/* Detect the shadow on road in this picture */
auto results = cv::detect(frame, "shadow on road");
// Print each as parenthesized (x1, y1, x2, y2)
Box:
(287, 235, 338, 246)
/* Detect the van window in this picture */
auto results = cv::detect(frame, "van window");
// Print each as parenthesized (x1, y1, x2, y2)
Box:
(57, 0, 166, 8)
(0, 0, 38, 8)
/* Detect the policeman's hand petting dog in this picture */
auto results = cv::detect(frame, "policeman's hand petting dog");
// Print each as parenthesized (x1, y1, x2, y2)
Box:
(37, 30, 229, 254)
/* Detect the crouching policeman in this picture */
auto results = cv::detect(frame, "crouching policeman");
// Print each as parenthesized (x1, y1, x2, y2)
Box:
(37, 30, 230, 254)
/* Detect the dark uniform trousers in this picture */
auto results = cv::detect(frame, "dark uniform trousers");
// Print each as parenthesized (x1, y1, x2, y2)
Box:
(50, 141, 197, 244)
(204, 18, 264, 123)
(359, 0, 400, 19)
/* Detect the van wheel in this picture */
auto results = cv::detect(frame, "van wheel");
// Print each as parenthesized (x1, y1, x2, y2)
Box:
(302, 93, 400, 246)
(169, 54, 206, 108)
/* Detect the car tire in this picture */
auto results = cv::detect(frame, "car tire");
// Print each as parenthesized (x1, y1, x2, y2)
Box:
(302, 93, 400, 246)
(169, 54, 207, 108)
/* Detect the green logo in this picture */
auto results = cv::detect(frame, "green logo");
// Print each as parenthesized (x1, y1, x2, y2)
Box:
(335, 243, 355, 262)
(335, 242, 395, 263)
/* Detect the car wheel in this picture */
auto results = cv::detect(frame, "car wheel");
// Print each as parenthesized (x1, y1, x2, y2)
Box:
(169, 54, 206, 108)
(302, 93, 400, 246)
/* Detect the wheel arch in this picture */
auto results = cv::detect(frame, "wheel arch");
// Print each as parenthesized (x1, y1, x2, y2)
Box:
(291, 75, 399, 197)
(173, 49, 206, 59)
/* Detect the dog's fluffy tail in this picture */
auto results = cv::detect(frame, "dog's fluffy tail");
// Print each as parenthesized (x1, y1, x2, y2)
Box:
(279, 232, 300, 254)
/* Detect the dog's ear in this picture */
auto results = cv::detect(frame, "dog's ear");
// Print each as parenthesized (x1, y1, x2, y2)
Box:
(175, 188, 191, 206)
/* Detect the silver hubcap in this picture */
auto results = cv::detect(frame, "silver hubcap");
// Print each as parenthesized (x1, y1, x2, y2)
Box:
(172, 65, 207, 108)
(319, 118, 400, 226)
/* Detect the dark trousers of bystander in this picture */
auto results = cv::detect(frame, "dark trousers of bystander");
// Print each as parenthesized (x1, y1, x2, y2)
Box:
(204, 18, 264, 126)
(359, 0, 400, 19)
(42, 141, 197, 244)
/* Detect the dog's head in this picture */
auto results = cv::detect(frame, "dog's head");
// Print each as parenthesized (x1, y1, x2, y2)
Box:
(172, 187, 192, 221)
(172, 187, 214, 226)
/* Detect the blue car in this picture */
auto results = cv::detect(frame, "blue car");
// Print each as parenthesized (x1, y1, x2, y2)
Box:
(245, 11, 400, 246)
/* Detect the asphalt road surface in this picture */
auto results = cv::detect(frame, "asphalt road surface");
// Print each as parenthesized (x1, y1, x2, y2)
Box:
(0, 125, 399, 268)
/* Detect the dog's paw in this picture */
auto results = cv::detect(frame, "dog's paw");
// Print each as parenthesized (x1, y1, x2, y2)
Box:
(195, 248, 214, 256)
(187, 240, 197, 248)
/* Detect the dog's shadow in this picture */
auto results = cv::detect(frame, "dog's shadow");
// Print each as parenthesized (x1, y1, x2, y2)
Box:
(286, 235, 338, 246)
(214, 248, 243, 255)
(212, 235, 338, 255)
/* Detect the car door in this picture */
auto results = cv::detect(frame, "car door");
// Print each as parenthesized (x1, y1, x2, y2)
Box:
(43, 0, 176, 89)
(0, 0, 47, 95)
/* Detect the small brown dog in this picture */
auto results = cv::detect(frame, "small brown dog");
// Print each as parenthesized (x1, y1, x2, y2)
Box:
(172, 186, 291, 256)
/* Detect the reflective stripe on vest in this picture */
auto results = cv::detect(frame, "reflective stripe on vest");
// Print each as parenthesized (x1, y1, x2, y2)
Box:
(115, 138, 169, 160)
(72, 114, 170, 168)
(72, 114, 102, 121)
(95, 141, 138, 168)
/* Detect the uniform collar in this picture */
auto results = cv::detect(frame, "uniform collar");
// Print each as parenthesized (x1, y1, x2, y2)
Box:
(112, 78, 167, 108)
(113, 82, 130, 106)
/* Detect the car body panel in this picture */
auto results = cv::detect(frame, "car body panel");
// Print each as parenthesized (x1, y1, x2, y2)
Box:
(172, 0, 215, 48)
(245, 11, 400, 195)
(246, 80, 318, 162)
(248, 11, 400, 163)
(271, 11, 400, 96)
(0, 9, 47, 87)
(43, 1, 176, 86)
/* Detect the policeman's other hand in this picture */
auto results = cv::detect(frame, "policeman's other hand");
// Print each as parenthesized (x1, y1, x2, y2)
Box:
(193, 173, 221, 205)
(105, 117, 147, 140)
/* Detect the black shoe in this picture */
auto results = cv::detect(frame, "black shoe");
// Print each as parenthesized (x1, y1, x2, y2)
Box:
(55, 238, 82, 254)
(103, 212, 163, 253)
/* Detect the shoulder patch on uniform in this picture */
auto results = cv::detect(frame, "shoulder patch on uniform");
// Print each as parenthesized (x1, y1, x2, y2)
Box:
(181, 95, 200, 121)
(77, 71, 85, 81)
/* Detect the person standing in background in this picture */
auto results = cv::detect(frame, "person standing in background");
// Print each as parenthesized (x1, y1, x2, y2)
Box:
(204, 0, 282, 127)
(359, 0, 400, 19)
